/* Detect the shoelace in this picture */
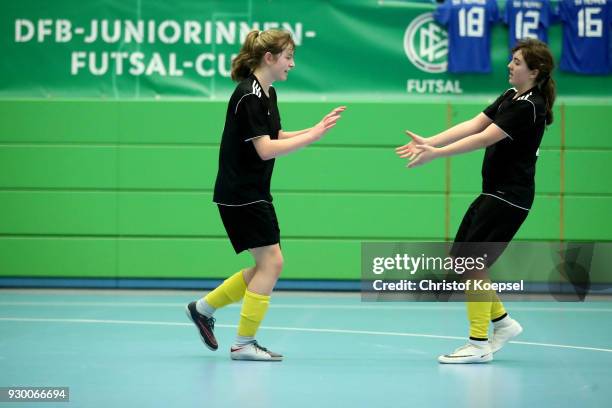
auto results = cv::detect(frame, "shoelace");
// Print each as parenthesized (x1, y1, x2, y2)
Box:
(203, 316, 215, 330)
(454, 344, 473, 353)
(253, 341, 269, 352)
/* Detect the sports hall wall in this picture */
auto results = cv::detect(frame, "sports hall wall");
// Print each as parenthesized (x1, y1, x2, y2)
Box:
(1, 0, 611, 285)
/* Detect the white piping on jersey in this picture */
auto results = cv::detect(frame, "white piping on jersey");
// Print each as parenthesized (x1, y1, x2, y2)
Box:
(481, 193, 530, 211)
(234, 93, 254, 115)
(233, 81, 263, 115)
(244, 135, 267, 142)
(492, 123, 514, 140)
(215, 199, 271, 207)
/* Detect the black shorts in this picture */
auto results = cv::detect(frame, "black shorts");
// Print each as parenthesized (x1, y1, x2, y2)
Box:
(450, 194, 528, 267)
(217, 201, 280, 254)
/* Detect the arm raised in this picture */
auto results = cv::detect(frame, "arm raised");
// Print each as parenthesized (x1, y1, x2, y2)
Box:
(253, 113, 341, 160)
(406, 123, 507, 168)
(428, 113, 493, 147)
(277, 106, 346, 140)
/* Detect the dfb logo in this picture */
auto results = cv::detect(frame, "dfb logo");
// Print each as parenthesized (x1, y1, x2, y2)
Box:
(404, 13, 448, 73)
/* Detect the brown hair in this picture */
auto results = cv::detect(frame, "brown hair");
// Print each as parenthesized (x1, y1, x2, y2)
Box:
(512, 39, 556, 125)
(231, 29, 295, 82)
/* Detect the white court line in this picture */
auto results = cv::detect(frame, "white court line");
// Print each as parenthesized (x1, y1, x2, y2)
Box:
(1, 317, 611, 354)
(1, 301, 612, 313)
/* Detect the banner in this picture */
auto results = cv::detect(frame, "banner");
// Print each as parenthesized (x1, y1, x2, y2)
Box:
(1, 0, 610, 99)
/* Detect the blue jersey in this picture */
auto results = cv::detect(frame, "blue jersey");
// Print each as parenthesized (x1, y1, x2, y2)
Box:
(504, 0, 558, 50)
(559, 0, 612, 75)
(434, 0, 500, 73)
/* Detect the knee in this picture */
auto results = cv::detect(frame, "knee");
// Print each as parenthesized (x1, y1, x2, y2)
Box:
(264, 249, 284, 277)
(252, 245, 284, 279)
(269, 252, 284, 276)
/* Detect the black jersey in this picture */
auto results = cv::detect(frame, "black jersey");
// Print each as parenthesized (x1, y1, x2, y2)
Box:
(213, 75, 282, 205)
(481, 86, 547, 210)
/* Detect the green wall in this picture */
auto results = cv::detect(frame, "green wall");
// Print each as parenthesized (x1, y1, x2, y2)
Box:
(0, 100, 611, 280)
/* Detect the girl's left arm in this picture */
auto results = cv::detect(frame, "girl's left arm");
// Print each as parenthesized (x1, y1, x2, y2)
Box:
(278, 129, 312, 139)
(277, 106, 346, 140)
(407, 123, 508, 168)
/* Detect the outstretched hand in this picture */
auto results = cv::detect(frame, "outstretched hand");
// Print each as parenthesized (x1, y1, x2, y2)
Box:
(312, 106, 346, 140)
(323, 106, 346, 121)
(396, 130, 439, 168)
(395, 130, 429, 159)
(406, 144, 438, 168)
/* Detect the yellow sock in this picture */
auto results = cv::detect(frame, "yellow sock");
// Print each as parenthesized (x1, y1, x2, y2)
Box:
(204, 270, 247, 309)
(465, 280, 494, 340)
(490, 292, 507, 321)
(237, 290, 270, 337)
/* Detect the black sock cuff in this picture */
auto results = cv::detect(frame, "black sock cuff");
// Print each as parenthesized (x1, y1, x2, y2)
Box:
(491, 313, 508, 323)
(469, 336, 488, 342)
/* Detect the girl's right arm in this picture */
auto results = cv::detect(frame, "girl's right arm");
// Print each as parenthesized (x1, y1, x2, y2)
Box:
(396, 113, 492, 157)
(428, 113, 493, 147)
(252, 113, 341, 160)
(278, 107, 346, 139)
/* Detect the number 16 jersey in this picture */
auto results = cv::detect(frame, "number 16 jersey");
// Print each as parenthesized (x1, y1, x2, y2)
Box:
(559, 0, 612, 75)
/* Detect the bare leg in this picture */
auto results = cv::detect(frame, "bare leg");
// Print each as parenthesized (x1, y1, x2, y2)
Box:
(247, 244, 284, 295)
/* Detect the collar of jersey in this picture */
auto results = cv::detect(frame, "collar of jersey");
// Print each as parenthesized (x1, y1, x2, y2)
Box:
(512, 85, 538, 101)
(249, 74, 270, 100)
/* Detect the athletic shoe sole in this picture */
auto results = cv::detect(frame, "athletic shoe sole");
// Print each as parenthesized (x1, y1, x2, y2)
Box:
(438, 353, 493, 364)
(230, 353, 283, 362)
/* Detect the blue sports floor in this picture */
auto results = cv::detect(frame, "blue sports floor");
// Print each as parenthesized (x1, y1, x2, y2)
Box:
(1, 289, 611, 408)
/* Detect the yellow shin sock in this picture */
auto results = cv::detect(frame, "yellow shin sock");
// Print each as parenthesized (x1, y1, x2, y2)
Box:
(466, 280, 494, 340)
(237, 289, 270, 338)
(204, 270, 248, 309)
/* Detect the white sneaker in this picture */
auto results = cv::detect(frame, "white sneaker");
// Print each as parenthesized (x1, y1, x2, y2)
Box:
(438, 343, 493, 364)
(490, 318, 523, 353)
(230, 341, 283, 361)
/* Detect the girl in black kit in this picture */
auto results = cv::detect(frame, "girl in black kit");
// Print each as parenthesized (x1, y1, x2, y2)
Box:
(186, 29, 345, 361)
(396, 39, 556, 364)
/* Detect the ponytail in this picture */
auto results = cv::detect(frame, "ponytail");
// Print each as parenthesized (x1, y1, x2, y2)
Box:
(231, 29, 295, 82)
(231, 30, 260, 82)
(539, 75, 556, 126)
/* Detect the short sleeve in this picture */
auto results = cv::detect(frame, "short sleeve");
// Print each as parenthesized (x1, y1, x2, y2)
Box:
(483, 90, 511, 120)
(558, 0, 568, 22)
(543, 0, 559, 26)
(492, 101, 536, 140)
(541, 4, 549, 27)
(434, 1, 451, 25)
(503, 2, 511, 25)
(236, 94, 270, 143)
(488, 0, 500, 23)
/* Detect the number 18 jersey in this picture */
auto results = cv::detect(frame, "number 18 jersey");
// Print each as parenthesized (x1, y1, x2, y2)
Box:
(434, 0, 500, 73)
